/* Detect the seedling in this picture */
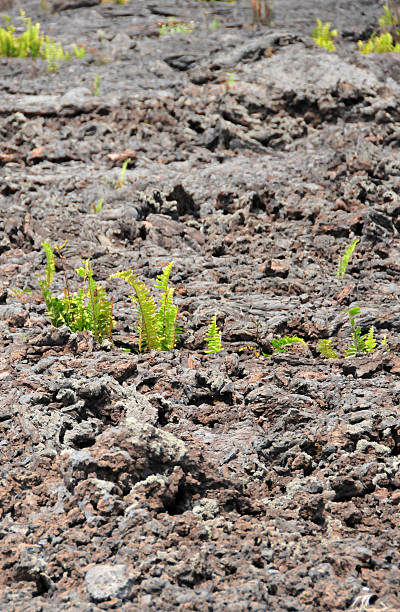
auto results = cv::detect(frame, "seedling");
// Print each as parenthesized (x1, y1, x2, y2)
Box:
(110, 262, 180, 353)
(210, 17, 221, 31)
(344, 306, 377, 357)
(93, 73, 100, 96)
(73, 44, 86, 59)
(336, 238, 359, 280)
(159, 18, 194, 37)
(38, 242, 114, 344)
(9, 287, 32, 296)
(204, 314, 224, 354)
(114, 158, 130, 189)
(317, 338, 338, 359)
(312, 19, 338, 51)
(225, 72, 237, 91)
(92, 199, 104, 213)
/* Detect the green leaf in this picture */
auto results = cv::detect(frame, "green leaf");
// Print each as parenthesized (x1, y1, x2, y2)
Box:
(110, 270, 160, 352)
(336, 239, 359, 280)
(318, 338, 338, 359)
(270, 335, 305, 354)
(204, 314, 223, 354)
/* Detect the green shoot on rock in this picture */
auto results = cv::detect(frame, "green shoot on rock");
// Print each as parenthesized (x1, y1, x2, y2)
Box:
(38, 242, 113, 344)
(317, 338, 338, 359)
(344, 306, 377, 357)
(114, 158, 130, 189)
(93, 73, 100, 96)
(380, 3, 399, 28)
(92, 199, 104, 213)
(312, 19, 338, 52)
(263, 335, 305, 357)
(204, 314, 224, 354)
(336, 238, 359, 280)
(110, 262, 180, 353)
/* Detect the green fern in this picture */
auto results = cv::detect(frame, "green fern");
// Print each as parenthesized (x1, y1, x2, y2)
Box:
(312, 19, 338, 52)
(364, 326, 377, 353)
(41, 241, 55, 290)
(344, 307, 377, 357)
(204, 314, 223, 354)
(336, 238, 359, 280)
(263, 335, 305, 357)
(380, 4, 398, 28)
(110, 262, 180, 353)
(0, 10, 82, 71)
(318, 338, 338, 359)
(38, 243, 113, 344)
(358, 31, 400, 53)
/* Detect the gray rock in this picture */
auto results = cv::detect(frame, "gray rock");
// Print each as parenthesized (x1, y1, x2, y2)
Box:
(85, 564, 135, 602)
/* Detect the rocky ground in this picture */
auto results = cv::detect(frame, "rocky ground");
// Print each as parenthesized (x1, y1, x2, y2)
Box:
(1, 0, 400, 610)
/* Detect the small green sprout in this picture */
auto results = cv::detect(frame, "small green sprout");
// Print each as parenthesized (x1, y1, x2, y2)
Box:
(9, 287, 32, 297)
(312, 19, 338, 51)
(225, 73, 236, 91)
(73, 44, 86, 59)
(317, 338, 338, 359)
(93, 73, 100, 96)
(344, 306, 379, 357)
(336, 238, 359, 280)
(204, 314, 224, 354)
(92, 199, 104, 213)
(210, 17, 221, 31)
(380, 4, 398, 28)
(114, 158, 130, 189)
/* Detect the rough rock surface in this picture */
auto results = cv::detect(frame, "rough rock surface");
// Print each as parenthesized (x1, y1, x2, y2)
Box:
(1, 0, 400, 610)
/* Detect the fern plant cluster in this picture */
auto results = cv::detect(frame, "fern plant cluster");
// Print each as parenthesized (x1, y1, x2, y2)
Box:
(318, 307, 388, 360)
(37, 236, 388, 361)
(110, 262, 180, 353)
(39, 243, 181, 353)
(313, 5, 400, 55)
(39, 243, 113, 344)
(312, 20, 338, 51)
(0, 10, 85, 72)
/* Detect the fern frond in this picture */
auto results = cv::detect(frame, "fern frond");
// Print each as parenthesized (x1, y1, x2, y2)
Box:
(155, 263, 176, 350)
(205, 314, 223, 354)
(381, 334, 390, 351)
(154, 261, 174, 293)
(364, 326, 377, 353)
(336, 239, 359, 280)
(270, 335, 305, 353)
(41, 242, 55, 289)
(318, 338, 338, 359)
(157, 287, 179, 350)
(110, 270, 159, 351)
